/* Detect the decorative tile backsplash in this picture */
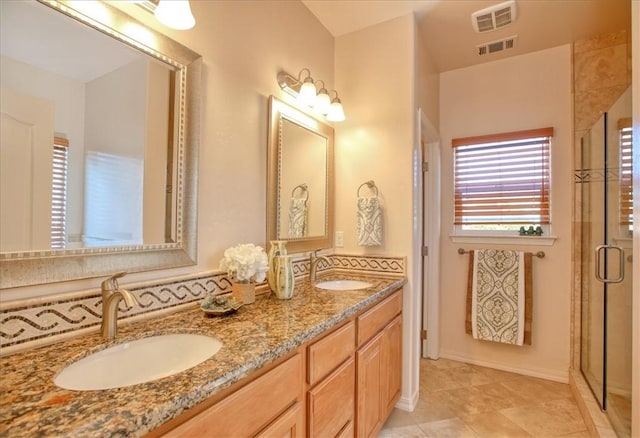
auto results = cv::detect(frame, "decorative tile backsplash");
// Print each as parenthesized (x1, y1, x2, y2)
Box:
(0, 254, 404, 355)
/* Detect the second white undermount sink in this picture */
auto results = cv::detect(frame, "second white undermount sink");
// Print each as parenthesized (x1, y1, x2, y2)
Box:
(54, 334, 222, 391)
(315, 280, 373, 291)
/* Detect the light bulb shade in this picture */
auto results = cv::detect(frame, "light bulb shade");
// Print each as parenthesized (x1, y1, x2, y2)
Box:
(313, 91, 331, 115)
(297, 80, 317, 107)
(154, 0, 195, 30)
(326, 100, 345, 122)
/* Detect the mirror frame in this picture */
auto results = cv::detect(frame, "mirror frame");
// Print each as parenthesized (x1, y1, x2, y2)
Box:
(267, 96, 334, 253)
(0, 0, 202, 288)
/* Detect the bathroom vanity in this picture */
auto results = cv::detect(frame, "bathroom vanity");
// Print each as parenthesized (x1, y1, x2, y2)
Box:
(0, 274, 405, 437)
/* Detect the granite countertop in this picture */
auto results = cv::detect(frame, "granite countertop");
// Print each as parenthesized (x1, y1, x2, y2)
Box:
(0, 273, 405, 437)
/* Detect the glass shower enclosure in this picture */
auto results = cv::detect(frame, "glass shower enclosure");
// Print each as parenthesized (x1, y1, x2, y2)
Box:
(579, 86, 633, 437)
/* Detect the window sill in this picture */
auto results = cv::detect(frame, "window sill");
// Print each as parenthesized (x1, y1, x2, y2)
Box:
(449, 234, 557, 246)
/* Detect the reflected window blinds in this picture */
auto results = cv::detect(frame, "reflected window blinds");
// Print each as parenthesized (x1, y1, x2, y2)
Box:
(51, 136, 68, 249)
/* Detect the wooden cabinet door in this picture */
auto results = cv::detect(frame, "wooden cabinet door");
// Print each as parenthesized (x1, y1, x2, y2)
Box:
(307, 358, 355, 437)
(255, 402, 304, 438)
(382, 315, 402, 416)
(356, 332, 383, 438)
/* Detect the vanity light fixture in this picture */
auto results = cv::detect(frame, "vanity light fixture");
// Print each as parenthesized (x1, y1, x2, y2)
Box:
(277, 69, 346, 122)
(155, 0, 195, 30)
(297, 68, 317, 107)
(326, 91, 345, 122)
(313, 80, 332, 115)
(138, 0, 196, 30)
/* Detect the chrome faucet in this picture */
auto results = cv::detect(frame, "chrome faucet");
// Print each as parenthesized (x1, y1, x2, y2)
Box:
(101, 272, 139, 340)
(309, 250, 330, 283)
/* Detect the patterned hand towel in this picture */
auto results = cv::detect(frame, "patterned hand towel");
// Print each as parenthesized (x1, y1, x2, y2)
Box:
(465, 249, 533, 346)
(288, 198, 307, 238)
(356, 197, 383, 246)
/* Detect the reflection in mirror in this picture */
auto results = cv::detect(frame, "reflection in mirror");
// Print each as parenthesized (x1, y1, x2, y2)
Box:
(279, 119, 327, 238)
(1, 0, 175, 251)
(0, 0, 201, 288)
(268, 96, 333, 253)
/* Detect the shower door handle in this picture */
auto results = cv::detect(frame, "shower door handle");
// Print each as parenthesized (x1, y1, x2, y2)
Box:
(595, 244, 625, 283)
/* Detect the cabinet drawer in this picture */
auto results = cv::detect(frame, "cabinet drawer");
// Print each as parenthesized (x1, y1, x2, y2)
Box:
(307, 358, 355, 437)
(164, 353, 302, 437)
(357, 290, 402, 346)
(308, 320, 355, 385)
(255, 402, 304, 438)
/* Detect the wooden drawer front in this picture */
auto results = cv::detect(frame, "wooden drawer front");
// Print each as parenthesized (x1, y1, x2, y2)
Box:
(255, 402, 304, 438)
(308, 320, 355, 385)
(357, 290, 402, 346)
(165, 354, 302, 437)
(307, 358, 355, 437)
(336, 419, 354, 438)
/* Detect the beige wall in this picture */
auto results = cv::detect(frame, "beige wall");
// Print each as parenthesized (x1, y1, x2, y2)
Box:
(144, 62, 171, 244)
(334, 13, 420, 408)
(439, 45, 573, 381)
(416, 25, 440, 129)
(1, 1, 333, 300)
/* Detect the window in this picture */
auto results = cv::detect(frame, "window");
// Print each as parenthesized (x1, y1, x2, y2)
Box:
(619, 117, 633, 231)
(452, 127, 553, 233)
(51, 136, 68, 249)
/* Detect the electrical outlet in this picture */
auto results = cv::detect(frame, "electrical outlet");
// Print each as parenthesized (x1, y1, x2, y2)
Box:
(335, 231, 344, 247)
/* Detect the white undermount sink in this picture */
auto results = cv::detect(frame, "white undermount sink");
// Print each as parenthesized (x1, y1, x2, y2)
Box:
(315, 280, 373, 291)
(54, 334, 222, 391)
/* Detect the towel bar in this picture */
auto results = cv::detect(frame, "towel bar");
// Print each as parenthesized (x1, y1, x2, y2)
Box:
(457, 248, 545, 258)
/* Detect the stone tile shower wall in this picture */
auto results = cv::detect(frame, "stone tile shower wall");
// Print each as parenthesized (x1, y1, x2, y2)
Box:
(0, 254, 405, 355)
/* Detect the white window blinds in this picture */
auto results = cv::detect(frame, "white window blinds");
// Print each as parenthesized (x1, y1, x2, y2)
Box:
(452, 127, 553, 228)
(51, 136, 68, 249)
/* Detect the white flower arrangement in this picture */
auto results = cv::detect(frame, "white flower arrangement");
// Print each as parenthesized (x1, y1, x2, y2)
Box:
(219, 243, 268, 283)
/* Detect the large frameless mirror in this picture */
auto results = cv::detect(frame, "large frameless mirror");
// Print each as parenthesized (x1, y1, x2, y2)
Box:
(0, 0, 202, 288)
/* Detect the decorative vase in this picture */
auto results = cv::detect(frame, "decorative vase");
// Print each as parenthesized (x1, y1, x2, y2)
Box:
(274, 255, 295, 300)
(267, 240, 288, 293)
(231, 282, 255, 304)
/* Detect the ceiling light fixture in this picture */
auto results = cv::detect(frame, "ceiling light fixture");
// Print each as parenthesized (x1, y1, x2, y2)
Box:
(141, 0, 195, 30)
(277, 69, 346, 122)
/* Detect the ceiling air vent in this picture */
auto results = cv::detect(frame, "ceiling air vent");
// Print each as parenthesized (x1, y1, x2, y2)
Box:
(471, 0, 517, 33)
(477, 35, 518, 56)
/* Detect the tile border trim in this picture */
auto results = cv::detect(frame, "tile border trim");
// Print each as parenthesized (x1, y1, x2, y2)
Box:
(0, 254, 404, 355)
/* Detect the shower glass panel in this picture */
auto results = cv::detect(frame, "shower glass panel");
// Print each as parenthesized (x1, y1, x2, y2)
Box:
(579, 87, 632, 437)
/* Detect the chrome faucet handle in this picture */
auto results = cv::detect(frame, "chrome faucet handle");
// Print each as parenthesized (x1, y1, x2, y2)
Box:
(101, 271, 127, 293)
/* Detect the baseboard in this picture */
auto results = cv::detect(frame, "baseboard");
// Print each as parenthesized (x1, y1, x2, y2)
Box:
(439, 350, 569, 383)
(395, 389, 419, 412)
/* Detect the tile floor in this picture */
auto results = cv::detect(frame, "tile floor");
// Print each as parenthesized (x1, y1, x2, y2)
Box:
(379, 358, 590, 437)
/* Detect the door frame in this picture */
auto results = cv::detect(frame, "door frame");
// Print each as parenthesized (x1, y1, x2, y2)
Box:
(417, 108, 441, 359)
